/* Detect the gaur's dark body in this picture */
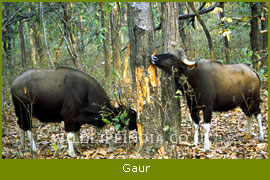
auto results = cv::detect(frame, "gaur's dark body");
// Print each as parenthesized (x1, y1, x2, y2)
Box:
(175, 61, 261, 120)
(151, 49, 263, 151)
(11, 67, 137, 132)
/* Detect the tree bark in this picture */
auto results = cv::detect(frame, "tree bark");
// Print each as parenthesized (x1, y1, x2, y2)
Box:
(127, 2, 163, 156)
(30, 3, 44, 64)
(179, 3, 187, 48)
(100, 2, 111, 78)
(19, 20, 27, 68)
(250, 3, 260, 70)
(188, 2, 215, 60)
(260, 2, 268, 66)
(2, 6, 12, 66)
(61, 2, 82, 70)
(29, 28, 37, 65)
(220, 2, 230, 64)
(111, 3, 121, 71)
(161, 2, 181, 148)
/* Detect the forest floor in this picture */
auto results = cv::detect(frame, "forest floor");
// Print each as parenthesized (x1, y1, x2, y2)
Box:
(2, 74, 268, 159)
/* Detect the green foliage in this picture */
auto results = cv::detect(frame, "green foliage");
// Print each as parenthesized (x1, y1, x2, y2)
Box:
(100, 106, 128, 131)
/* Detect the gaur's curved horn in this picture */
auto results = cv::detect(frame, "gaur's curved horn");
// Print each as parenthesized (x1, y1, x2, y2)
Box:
(181, 57, 200, 66)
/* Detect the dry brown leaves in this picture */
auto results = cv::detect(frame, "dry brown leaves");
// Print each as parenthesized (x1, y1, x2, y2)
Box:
(2, 79, 268, 159)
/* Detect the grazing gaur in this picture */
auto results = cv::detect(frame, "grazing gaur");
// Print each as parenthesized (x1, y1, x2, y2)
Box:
(151, 49, 264, 151)
(11, 67, 137, 157)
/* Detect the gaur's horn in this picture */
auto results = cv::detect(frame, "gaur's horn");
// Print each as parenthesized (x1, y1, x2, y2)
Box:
(181, 57, 200, 66)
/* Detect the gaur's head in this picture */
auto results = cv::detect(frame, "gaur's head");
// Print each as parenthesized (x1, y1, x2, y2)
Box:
(151, 48, 200, 74)
(114, 106, 137, 130)
(111, 100, 137, 130)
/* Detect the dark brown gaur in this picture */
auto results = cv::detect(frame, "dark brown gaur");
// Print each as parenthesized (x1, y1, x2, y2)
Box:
(151, 49, 264, 151)
(11, 67, 137, 157)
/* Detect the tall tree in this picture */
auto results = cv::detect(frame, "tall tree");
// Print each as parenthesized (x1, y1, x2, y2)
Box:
(260, 2, 268, 66)
(29, 28, 37, 65)
(60, 2, 82, 70)
(188, 2, 215, 60)
(29, 3, 44, 63)
(250, 2, 260, 70)
(219, 2, 230, 64)
(127, 2, 163, 156)
(179, 3, 187, 48)
(19, 20, 27, 67)
(161, 2, 181, 147)
(100, 2, 111, 78)
(111, 3, 121, 71)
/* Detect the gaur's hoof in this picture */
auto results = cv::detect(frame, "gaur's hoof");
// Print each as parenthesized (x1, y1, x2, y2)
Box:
(68, 151, 77, 157)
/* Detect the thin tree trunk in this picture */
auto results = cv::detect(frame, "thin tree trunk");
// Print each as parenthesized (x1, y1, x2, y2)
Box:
(100, 2, 111, 78)
(161, 2, 181, 155)
(260, 2, 268, 66)
(55, 36, 64, 63)
(61, 2, 82, 70)
(29, 28, 37, 65)
(19, 20, 27, 68)
(2, 27, 12, 66)
(32, 23, 44, 64)
(127, 2, 163, 156)
(179, 3, 187, 48)
(111, 3, 121, 71)
(219, 3, 230, 64)
(188, 2, 215, 60)
(250, 3, 260, 70)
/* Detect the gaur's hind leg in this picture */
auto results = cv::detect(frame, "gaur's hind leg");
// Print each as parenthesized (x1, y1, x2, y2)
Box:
(246, 115, 253, 135)
(256, 114, 264, 142)
(241, 100, 264, 142)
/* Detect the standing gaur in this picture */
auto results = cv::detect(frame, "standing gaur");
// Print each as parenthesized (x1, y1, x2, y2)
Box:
(11, 67, 137, 157)
(151, 49, 264, 151)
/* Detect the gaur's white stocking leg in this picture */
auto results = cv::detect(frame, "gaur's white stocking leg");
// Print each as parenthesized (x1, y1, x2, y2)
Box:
(246, 116, 253, 135)
(203, 123, 211, 152)
(256, 114, 264, 141)
(193, 123, 199, 146)
(27, 130, 37, 151)
(19, 127, 26, 149)
(74, 131, 80, 148)
(67, 132, 76, 157)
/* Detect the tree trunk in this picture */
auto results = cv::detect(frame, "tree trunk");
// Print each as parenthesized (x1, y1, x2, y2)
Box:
(61, 2, 82, 70)
(29, 28, 37, 65)
(250, 3, 260, 70)
(127, 2, 163, 156)
(30, 4, 44, 64)
(32, 23, 44, 63)
(188, 2, 215, 60)
(19, 20, 27, 68)
(2, 27, 12, 66)
(220, 2, 230, 64)
(2, 7, 12, 67)
(161, 2, 181, 149)
(111, 3, 121, 71)
(100, 2, 111, 78)
(260, 2, 268, 66)
(179, 3, 187, 48)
